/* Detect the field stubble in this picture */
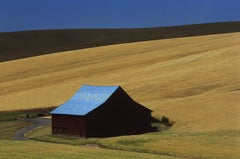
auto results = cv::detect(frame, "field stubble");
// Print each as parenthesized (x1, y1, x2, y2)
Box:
(0, 32, 239, 132)
(0, 32, 240, 158)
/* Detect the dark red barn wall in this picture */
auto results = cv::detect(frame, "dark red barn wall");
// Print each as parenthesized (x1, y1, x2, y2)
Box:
(85, 87, 153, 137)
(52, 114, 86, 137)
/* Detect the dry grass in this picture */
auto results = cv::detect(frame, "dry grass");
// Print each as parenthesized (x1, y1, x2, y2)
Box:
(98, 130, 240, 159)
(28, 125, 240, 159)
(0, 140, 183, 159)
(1, 31, 240, 159)
(0, 32, 240, 132)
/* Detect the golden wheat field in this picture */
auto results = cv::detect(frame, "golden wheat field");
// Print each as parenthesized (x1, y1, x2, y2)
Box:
(0, 32, 240, 133)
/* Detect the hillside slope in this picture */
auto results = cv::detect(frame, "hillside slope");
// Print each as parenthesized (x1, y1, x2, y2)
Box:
(0, 32, 239, 132)
(0, 21, 240, 62)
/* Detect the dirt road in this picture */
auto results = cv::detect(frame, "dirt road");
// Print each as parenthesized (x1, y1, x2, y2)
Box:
(14, 118, 51, 140)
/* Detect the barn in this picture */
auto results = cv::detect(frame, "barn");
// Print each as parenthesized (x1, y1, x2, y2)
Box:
(50, 85, 157, 138)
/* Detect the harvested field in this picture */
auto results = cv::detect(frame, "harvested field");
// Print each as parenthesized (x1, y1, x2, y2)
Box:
(1, 32, 239, 132)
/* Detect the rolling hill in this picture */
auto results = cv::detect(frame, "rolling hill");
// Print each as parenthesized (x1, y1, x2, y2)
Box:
(1, 21, 240, 62)
(1, 22, 240, 159)
(0, 30, 239, 132)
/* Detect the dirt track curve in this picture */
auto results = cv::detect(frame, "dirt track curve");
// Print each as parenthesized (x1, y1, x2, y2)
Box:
(14, 118, 51, 140)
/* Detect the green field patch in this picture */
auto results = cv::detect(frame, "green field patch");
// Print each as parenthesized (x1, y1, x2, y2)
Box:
(0, 120, 29, 140)
(27, 125, 100, 146)
(29, 126, 240, 159)
(0, 108, 53, 121)
(0, 112, 31, 121)
(117, 138, 153, 146)
(0, 140, 181, 159)
(98, 130, 240, 159)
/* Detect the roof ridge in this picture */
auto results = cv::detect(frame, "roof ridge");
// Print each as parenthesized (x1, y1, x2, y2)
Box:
(83, 84, 120, 87)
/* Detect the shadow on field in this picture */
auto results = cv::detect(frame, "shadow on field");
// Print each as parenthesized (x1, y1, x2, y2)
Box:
(1, 21, 240, 62)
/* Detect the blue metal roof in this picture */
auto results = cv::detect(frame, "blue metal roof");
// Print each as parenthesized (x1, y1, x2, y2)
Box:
(51, 85, 119, 116)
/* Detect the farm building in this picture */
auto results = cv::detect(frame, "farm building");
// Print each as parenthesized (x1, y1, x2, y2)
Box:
(50, 85, 157, 138)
